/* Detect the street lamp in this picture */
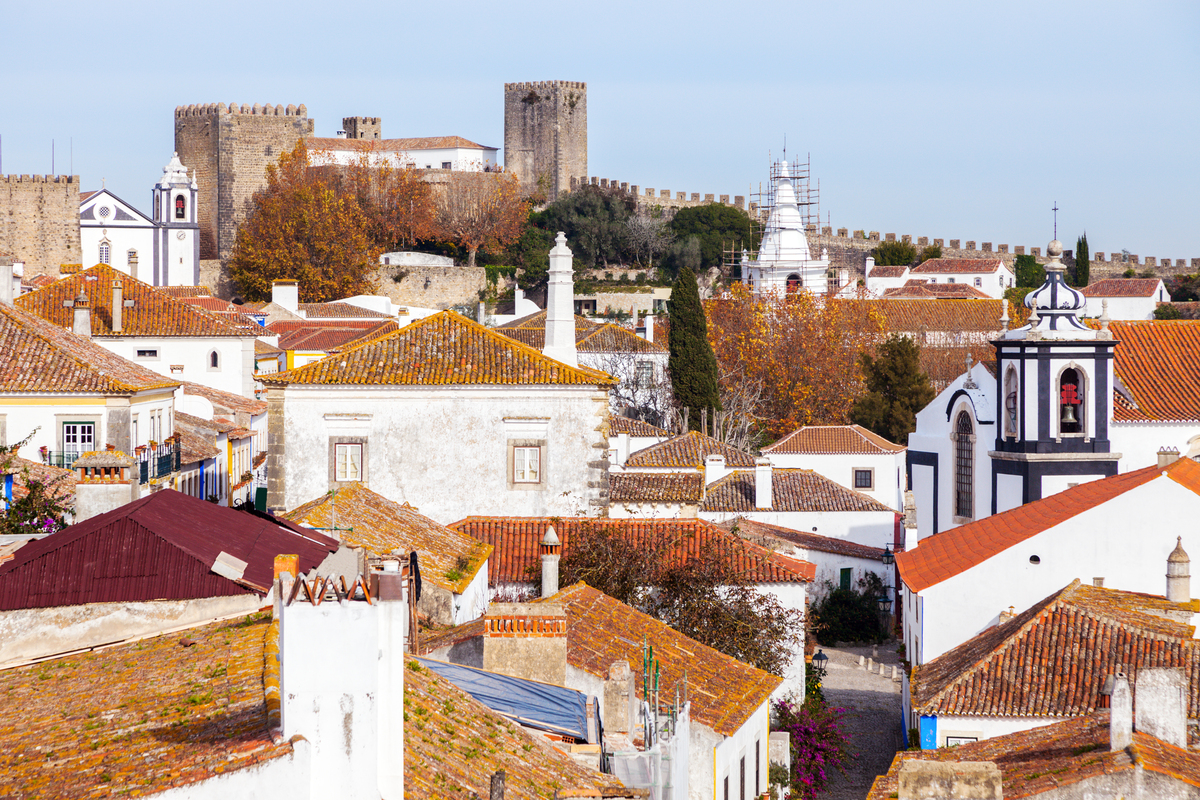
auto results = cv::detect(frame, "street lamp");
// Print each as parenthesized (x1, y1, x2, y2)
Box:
(881, 546, 894, 567)
(811, 649, 829, 679)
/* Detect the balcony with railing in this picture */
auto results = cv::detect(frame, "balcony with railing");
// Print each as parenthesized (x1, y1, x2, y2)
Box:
(136, 440, 181, 485)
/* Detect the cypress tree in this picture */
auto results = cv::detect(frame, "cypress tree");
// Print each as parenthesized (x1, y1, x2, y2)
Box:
(668, 265, 721, 430)
(1075, 232, 1090, 288)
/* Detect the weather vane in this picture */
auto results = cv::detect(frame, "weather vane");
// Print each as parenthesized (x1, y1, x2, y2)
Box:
(1052, 201, 1059, 240)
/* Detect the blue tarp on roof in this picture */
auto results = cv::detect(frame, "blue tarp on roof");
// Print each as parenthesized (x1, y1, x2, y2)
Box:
(415, 656, 592, 742)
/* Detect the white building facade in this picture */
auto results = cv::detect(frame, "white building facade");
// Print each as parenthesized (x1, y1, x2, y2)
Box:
(741, 160, 830, 296)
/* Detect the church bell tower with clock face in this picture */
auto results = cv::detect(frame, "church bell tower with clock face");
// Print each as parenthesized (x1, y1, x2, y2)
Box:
(152, 153, 200, 286)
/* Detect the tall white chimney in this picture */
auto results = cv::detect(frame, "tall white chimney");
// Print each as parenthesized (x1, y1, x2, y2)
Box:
(542, 232, 577, 367)
(642, 314, 655, 343)
(0, 261, 12, 305)
(1167, 536, 1190, 604)
(1110, 672, 1132, 751)
(272, 280, 299, 314)
(704, 454, 727, 486)
(72, 291, 91, 338)
(540, 525, 562, 597)
(112, 280, 123, 333)
(755, 457, 773, 509)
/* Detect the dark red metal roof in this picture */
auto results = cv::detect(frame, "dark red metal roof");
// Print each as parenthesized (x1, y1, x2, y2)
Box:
(0, 490, 339, 610)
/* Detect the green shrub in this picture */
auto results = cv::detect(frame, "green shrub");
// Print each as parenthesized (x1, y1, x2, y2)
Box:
(809, 572, 887, 645)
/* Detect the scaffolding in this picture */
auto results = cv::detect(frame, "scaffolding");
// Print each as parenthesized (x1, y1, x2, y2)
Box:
(723, 151, 822, 277)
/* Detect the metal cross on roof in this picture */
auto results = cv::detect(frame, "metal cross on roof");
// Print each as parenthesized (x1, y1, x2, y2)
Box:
(1052, 201, 1059, 239)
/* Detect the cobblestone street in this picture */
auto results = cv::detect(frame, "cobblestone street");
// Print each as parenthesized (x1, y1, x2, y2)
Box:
(815, 644, 906, 800)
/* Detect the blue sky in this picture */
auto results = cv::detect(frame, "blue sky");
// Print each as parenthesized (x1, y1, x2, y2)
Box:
(3, 1, 1197, 259)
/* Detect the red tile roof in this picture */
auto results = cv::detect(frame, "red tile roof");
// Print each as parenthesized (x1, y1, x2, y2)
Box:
(896, 460, 1200, 593)
(700, 469, 895, 513)
(624, 431, 756, 469)
(608, 416, 671, 437)
(719, 518, 888, 560)
(176, 423, 221, 463)
(298, 301, 392, 319)
(449, 517, 814, 585)
(15, 264, 257, 337)
(274, 320, 400, 353)
(868, 265, 908, 278)
(881, 282, 992, 300)
(575, 323, 667, 354)
(0, 302, 180, 394)
(853, 299, 1006, 333)
(1110, 321, 1200, 422)
(609, 471, 705, 503)
(913, 580, 1200, 719)
(1083, 278, 1164, 298)
(153, 285, 213, 298)
(307, 135, 497, 152)
(763, 424, 904, 455)
(3, 456, 75, 509)
(180, 380, 267, 415)
(0, 614, 292, 798)
(867, 713, 1200, 800)
(910, 258, 1006, 275)
(262, 311, 614, 387)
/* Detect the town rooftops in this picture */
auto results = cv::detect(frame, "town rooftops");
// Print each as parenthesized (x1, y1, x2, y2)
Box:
(719, 518, 888, 561)
(868, 265, 908, 278)
(272, 320, 401, 354)
(153, 285, 213, 298)
(0, 613, 292, 798)
(449, 516, 814, 585)
(495, 310, 666, 353)
(1082, 278, 1164, 298)
(608, 416, 671, 437)
(910, 258, 1007, 275)
(763, 424, 904, 455)
(623, 430, 757, 469)
(1110, 321, 1200, 423)
(913, 579, 1200, 720)
(0, 489, 339, 608)
(297, 301, 392, 319)
(2, 456, 75, 512)
(866, 712, 1200, 800)
(282, 483, 492, 594)
(307, 135, 498, 152)
(881, 281, 992, 300)
(896, 459, 1200, 593)
(15, 264, 258, 337)
(855, 298, 1007, 333)
(608, 471, 705, 504)
(179, 380, 267, 416)
(699, 469, 895, 513)
(0, 302, 180, 395)
(261, 310, 614, 387)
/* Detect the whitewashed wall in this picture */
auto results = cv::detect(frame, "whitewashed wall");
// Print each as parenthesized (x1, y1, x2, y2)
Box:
(96, 336, 256, 398)
(708, 701, 771, 800)
(1083, 287, 1165, 321)
(0, 390, 174, 458)
(763, 451, 906, 511)
(927, 714, 1069, 748)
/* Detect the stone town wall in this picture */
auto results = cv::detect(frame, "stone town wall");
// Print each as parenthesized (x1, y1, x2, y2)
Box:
(504, 81, 587, 200)
(376, 264, 486, 310)
(174, 103, 314, 263)
(567, 175, 749, 219)
(0, 175, 81, 277)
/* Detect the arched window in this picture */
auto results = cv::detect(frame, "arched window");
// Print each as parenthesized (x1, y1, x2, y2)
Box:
(1060, 367, 1083, 435)
(175, 195, 186, 220)
(955, 410, 974, 520)
(1004, 368, 1019, 438)
(208, 350, 220, 370)
(98, 241, 110, 265)
(786, 274, 801, 293)
(974, 277, 983, 288)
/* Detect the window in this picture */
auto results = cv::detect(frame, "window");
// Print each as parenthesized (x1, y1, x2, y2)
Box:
(98, 242, 110, 265)
(62, 422, 95, 459)
(955, 410, 974, 520)
(136, 348, 158, 359)
(441, 161, 452, 170)
(636, 361, 653, 388)
(175, 195, 186, 219)
(945, 736, 978, 746)
(1059, 367, 1083, 435)
(853, 468, 874, 490)
(208, 350, 221, 370)
(947, 277, 956, 284)
(513, 446, 540, 483)
(786, 273, 801, 293)
(974, 277, 982, 288)
(840, 567, 852, 591)
(127, 249, 137, 266)
(334, 443, 362, 482)
(1004, 368, 1018, 437)
(739, 756, 745, 800)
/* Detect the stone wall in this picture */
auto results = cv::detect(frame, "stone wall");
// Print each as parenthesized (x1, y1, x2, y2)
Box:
(568, 176, 748, 219)
(376, 264, 485, 310)
(174, 103, 314, 263)
(0, 174, 81, 276)
(504, 81, 587, 200)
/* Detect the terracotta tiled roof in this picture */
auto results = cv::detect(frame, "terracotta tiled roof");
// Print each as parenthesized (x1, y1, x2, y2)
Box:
(700, 469, 895, 513)
(0, 302, 180, 394)
(79, 190, 99, 203)
(307, 135, 497, 152)
(26, 274, 57, 289)
(153, 285, 212, 298)
(609, 471, 704, 503)
(449, 517, 813, 585)
(176, 424, 221, 463)
(720, 518, 887, 560)
(1082, 278, 1163, 298)
(179, 296, 243, 313)
(298, 301, 392, 319)
(868, 265, 908, 278)
(176, 410, 237, 435)
(496, 313, 665, 354)
(180, 380, 267, 415)
(15, 264, 256, 337)
(404, 653, 627, 799)
(855, 299, 1005, 333)
(268, 319, 385, 334)
(495, 311, 603, 349)
(327, 320, 403, 353)
(913, 580, 1200, 719)
(896, 460, 1200, 593)
(1110, 321, 1200, 422)
(282, 483, 491, 594)
(608, 416, 670, 437)
(867, 713, 1200, 800)
(254, 339, 283, 355)
(0, 614, 291, 797)
(4, 456, 75, 508)
(910, 258, 1006, 275)
(275, 321, 400, 353)
(624, 431, 756, 469)
(262, 311, 614, 386)
(881, 282, 991, 300)
(763, 424, 904, 455)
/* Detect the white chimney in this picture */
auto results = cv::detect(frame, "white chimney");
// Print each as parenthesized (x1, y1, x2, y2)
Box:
(642, 313, 655, 343)
(1135, 668, 1187, 747)
(1167, 536, 1190, 603)
(865, 256, 875, 277)
(755, 457, 773, 509)
(272, 280, 299, 314)
(111, 280, 123, 333)
(73, 451, 136, 522)
(704, 454, 727, 486)
(542, 232, 577, 367)
(72, 291, 91, 337)
(0, 261, 12, 305)
(540, 525, 561, 597)
(1110, 672, 1132, 751)
(1158, 447, 1181, 469)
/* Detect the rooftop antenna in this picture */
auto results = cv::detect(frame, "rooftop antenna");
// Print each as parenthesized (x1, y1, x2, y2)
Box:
(51, 139, 54, 174)
(1052, 200, 1059, 240)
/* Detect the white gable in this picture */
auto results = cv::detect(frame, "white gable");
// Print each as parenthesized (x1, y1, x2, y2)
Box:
(80, 189, 153, 228)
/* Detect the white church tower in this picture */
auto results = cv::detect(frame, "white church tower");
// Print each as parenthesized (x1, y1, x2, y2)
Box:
(152, 153, 200, 286)
(742, 159, 830, 295)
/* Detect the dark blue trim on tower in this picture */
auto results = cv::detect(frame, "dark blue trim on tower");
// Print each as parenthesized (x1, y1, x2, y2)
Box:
(1038, 352, 1050, 442)
(907, 450, 939, 535)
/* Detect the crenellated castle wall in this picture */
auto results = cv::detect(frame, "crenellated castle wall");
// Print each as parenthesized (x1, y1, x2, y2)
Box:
(0, 174, 81, 276)
(567, 175, 748, 218)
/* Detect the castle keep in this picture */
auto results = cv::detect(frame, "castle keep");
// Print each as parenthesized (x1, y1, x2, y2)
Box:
(503, 81, 587, 200)
(174, 103, 314, 263)
(0, 175, 81, 276)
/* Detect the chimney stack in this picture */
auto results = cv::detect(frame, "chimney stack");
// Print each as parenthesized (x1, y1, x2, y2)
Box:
(540, 525, 561, 597)
(1110, 672, 1132, 751)
(0, 260, 12, 305)
(111, 280, 123, 333)
(271, 280, 299, 315)
(72, 291, 91, 338)
(73, 451, 136, 522)
(1135, 668, 1188, 747)
(704, 453, 727, 486)
(642, 313, 655, 343)
(755, 457, 773, 509)
(542, 232, 577, 367)
(1167, 537, 1190, 603)
(1158, 447, 1181, 469)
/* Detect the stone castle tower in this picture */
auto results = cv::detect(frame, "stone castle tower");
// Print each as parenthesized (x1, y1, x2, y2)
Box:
(342, 117, 381, 140)
(503, 81, 587, 201)
(0, 175, 81, 276)
(173, 103, 314, 263)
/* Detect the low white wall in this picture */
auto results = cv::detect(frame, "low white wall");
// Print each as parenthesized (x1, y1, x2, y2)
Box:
(0, 594, 264, 665)
(930, 714, 1067, 747)
(147, 737, 311, 799)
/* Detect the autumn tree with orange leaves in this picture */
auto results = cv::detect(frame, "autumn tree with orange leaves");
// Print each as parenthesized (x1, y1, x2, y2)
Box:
(434, 171, 529, 268)
(705, 284, 890, 443)
(328, 143, 438, 250)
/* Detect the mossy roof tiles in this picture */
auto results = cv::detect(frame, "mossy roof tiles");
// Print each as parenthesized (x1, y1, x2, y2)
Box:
(282, 483, 492, 594)
(623, 431, 756, 469)
(1109, 321, 1200, 422)
(763, 424, 904, 455)
(853, 298, 1006, 332)
(910, 258, 1006, 275)
(720, 518, 887, 560)
(608, 416, 670, 437)
(609, 471, 704, 503)
(262, 310, 614, 386)
(700, 469, 895, 513)
(495, 312, 665, 354)
(1082, 278, 1163, 297)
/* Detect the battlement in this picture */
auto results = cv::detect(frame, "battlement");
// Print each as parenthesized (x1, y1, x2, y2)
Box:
(342, 116, 381, 140)
(174, 103, 308, 118)
(568, 175, 745, 213)
(504, 80, 587, 92)
(0, 174, 78, 184)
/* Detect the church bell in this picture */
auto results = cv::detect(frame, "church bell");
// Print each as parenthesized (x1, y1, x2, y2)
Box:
(1061, 403, 1078, 425)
